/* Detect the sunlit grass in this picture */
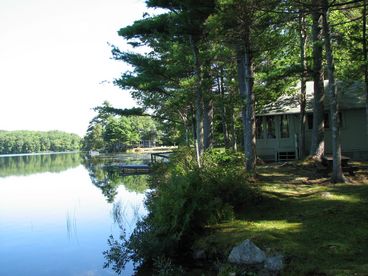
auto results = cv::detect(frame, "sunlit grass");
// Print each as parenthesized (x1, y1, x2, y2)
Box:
(321, 192, 361, 203)
(196, 164, 368, 275)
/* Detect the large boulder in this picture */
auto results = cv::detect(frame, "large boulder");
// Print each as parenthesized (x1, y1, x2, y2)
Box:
(228, 239, 266, 265)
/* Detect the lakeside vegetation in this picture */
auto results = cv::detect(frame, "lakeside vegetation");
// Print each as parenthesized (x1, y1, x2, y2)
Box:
(103, 149, 368, 275)
(0, 130, 81, 155)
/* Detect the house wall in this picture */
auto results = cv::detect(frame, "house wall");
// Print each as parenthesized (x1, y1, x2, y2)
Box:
(325, 109, 368, 160)
(257, 109, 368, 161)
(256, 114, 298, 161)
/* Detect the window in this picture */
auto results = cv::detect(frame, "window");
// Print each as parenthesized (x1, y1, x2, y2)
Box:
(266, 116, 276, 139)
(280, 115, 289, 138)
(307, 114, 313, 129)
(256, 117, 264, 139)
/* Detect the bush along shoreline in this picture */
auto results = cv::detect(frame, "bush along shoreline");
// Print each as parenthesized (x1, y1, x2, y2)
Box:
(103, 148, 261, 274)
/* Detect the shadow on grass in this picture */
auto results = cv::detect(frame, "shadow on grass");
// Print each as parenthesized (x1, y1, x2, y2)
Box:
(200, 183, 368, 275)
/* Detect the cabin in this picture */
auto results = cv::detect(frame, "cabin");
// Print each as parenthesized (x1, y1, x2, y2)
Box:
(256, 81, 368, 162)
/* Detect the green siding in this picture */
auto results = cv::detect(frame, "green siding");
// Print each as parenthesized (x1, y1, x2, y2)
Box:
(256, 109, 368, 161)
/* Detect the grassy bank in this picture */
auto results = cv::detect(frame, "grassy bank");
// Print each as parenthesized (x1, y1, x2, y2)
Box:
(196, 162, 368, 275)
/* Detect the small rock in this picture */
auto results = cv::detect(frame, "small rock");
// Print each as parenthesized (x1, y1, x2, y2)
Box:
(192, 249, 206, 260)
(264, 255, 284, 272)
(228, 239, 266, 265)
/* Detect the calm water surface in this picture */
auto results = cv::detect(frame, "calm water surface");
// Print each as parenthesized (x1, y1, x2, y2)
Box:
(0, 153, 150, 276)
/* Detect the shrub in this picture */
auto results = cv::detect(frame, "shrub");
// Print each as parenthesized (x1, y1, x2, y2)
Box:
(106, 147, 259, 272)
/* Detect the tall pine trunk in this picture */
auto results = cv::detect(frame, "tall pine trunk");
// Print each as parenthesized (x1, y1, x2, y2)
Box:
(230, 107, 238, 151)
(189, 35, 203, 167)
(310, 2, 325, 160)
(236, 39, 256, 174)
(203, 59, 213, 150)
(203, 96, 214, 149)
(299, 11, 308, 159)
(363, 0, 368, 139)
(322, 0, 345, 183)
(217, 73, 230, 148)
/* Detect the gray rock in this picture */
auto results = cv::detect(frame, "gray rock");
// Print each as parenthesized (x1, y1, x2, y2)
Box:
(228, 239, 266, 265)
(264, 255, 284, 271)
(192, 249, 206, 260)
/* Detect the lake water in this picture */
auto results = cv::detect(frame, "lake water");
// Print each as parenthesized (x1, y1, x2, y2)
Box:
(0, 153, 150, 276)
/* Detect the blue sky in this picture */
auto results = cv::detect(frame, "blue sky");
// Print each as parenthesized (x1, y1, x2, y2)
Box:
(0, 0, 154, 136)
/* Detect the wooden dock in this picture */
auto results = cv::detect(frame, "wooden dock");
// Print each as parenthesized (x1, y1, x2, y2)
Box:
(150, 152, 172, 163)
(117, 152, 172, 175)
(120, 164, 151, 175)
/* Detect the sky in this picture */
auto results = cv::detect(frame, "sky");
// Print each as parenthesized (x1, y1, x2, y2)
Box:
(0, 0, 153, 136)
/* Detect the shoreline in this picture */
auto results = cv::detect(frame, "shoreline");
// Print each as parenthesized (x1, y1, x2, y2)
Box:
(0, 151, 80, 158)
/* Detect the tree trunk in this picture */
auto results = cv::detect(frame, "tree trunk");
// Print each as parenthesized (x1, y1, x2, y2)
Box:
(363, 0, 368, 139)
(178, 111, 190, 146)
(203, 96, 214, 149)
(230, 109, 238, 151)
(191, 108, 199, 149)
(202, 58, 214, 149)
(322, 0, 345, 183)
(218, 72, 230, 148)
(299, 10, 308, 159)
(310, 2, 325, 160)
(236, 40, 256, 174)
(189, 35, 203, 167)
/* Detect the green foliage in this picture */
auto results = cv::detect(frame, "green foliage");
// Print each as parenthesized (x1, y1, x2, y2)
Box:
(153, 256, 185, 276)
(0, 130, 81, 154)
(110, 148, 259, 270)
(82, 102, 164, 153)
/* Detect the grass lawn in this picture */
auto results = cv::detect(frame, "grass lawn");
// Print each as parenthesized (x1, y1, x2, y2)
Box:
(196, 162, 368, 275)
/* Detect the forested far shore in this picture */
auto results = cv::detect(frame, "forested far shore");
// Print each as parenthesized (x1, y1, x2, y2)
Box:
(0, 130, 81, 154)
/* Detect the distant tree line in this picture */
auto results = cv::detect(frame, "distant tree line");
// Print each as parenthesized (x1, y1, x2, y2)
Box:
(0, 130, 81, 154)
(82, 102, 173, 153)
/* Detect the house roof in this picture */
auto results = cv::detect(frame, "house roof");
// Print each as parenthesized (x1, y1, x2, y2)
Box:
(257, 80, 366, 116)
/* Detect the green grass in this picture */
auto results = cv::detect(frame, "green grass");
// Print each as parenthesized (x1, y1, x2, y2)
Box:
(196, 164, 368, 275)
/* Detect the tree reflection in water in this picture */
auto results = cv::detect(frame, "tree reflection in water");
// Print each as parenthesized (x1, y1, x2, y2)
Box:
(83, 154, 150, 275)
(103, 233, 130, 274)
(0, 152, 81, 177)
(83, 155, 150, 203)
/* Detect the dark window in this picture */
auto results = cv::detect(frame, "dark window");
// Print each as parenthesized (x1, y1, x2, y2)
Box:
(256, 117, 264, 139)
(280, 115, 289, 138)
(266, 116, 276, 139)
(307, 114, 313, 129)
